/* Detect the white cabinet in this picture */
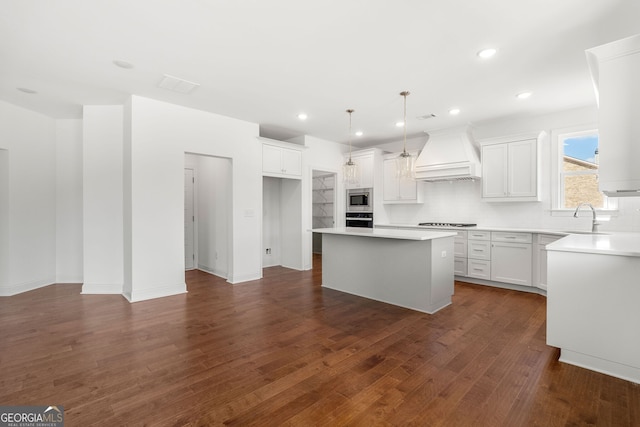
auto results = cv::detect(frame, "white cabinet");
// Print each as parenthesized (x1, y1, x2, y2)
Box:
(382, 156, 423, 203)
(262, 143, 302, 179)
(533, 234, 563, 291)
(480, 133, 542, 202)
(344, 152, 374, 189)
(490, 232, 532, 286)
(453, 230, 468, 276)
(467, 230, 491, 279)
(586, 35, 640, 196)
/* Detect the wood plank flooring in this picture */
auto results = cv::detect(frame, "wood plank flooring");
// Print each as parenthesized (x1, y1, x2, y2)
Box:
(1, 257, 638, 426)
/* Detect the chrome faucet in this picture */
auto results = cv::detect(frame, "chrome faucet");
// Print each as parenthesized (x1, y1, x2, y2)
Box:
(573, 203, 600, 233)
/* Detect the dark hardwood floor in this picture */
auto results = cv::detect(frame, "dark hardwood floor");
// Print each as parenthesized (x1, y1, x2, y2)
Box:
(1, 256, 638, 426)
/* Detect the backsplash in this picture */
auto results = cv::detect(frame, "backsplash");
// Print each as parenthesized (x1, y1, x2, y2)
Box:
(384, 180, 640, 232)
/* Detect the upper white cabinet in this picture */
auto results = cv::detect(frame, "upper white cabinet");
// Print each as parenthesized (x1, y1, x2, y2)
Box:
(262, 142, 302, 179)
(344, 151, 375, 189)
(382, 155, 424, 204)
(586, 34, 640, 196)
(480, 132, 544, 202)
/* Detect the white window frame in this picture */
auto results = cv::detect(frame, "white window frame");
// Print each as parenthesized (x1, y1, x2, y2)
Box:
(550, 125, 617, 216)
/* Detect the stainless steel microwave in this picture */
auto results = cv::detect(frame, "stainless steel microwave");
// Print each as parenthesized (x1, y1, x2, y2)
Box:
(347, 188, 372, 212)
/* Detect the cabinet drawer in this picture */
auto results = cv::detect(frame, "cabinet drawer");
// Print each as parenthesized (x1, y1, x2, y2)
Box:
(468, 259, 491, 279)
(537, 234, 563, 245)
(468, 230, 490, 241)
(454, 237, 468, 257)
(491, 231, 532, 244)
(468, 240, 491, 260)
(454, 257, 468, 276)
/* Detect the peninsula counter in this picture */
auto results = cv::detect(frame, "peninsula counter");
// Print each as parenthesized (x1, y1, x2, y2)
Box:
(311, 227, 457, 314)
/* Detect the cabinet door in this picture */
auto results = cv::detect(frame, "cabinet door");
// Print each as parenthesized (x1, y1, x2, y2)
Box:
(281, 147, 302, 177)
(357, 154, 374, 189)
(263, 144, 283, 174)
(383, 159, 399, 201)
(491, 242, 532, 286)
(398, 174, 417, 200)
(482, 144, 508, 198)
(508, 139, 537, 197)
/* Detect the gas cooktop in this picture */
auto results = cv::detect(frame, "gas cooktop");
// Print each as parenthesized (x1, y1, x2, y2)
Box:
(418, 222, 477, 228)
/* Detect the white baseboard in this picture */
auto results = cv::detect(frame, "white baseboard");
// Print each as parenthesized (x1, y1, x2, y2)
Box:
(124, 282, 187, 303)
(0, 277, 55, 296)
(227, 271, 261, 284)
(82, 283, 123, 294)
(197, 264, 227, 279)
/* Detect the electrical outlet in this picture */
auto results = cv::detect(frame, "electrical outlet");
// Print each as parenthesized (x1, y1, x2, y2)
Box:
(441, 250, 447, 258)
(266, 248, 271, 255)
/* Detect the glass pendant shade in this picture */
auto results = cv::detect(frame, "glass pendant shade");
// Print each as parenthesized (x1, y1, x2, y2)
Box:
(343, 158, 358, 184)
(343, 109, 359, 183)
(397, 91, 414, 179)
(396, 151, 414, 179)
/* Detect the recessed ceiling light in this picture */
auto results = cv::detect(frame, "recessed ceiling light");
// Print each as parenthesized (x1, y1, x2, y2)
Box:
(17, 87, 37, 94)
(113, 60, 134, 69)
(516, 91, 532, 99)
(297, 113, 308, 120)
(355, 131, 363, 137)
(477, 48, 497, 59)
(395, 121, 405, 127)
(449, 108, 461, 115)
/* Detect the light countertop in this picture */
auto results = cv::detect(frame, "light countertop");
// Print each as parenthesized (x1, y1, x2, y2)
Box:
(546, 233, 640, 257)
(311, 227, 457, 241)
(375, 223, 570, 235)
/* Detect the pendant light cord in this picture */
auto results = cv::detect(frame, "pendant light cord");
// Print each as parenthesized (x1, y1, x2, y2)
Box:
(347, 109, 354, 163)
(400, 91, 410, 155)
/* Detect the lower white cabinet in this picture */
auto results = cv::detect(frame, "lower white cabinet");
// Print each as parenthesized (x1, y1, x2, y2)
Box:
(453, 231, 468, 276)
(468, 259, 491, 279)
(533, 234, 563, 290)
(467, 231, 491, 279)
(490, 232, 532, 286)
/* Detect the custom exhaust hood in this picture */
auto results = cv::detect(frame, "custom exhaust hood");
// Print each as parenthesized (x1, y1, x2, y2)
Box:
(413, 126, 481, 182)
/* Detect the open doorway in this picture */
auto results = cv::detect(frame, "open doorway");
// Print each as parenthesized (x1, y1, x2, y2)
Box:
(311, 170, 336, 263)
(184, 153, 232, 279)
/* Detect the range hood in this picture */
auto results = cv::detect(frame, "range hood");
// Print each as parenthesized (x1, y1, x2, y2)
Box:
(586, 34, 640, 197)
(414, 126, 481, 182)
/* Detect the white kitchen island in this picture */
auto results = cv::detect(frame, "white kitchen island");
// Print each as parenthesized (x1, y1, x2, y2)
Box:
(546, 233, 640, 384)
(312, 227, 456, 314)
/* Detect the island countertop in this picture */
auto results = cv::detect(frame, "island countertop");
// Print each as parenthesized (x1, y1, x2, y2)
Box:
(311, 227, 457, 241)
(546, 232, 640, 257)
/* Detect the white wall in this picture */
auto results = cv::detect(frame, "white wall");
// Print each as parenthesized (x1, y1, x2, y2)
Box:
(382, 106, 640, 232)
(0, 149, 9, 289)
(0, 100, 56, 296)
(56, 119, 83, 283)
(193, 154, 231, 278)
(82, 106, 124, 294)
(125, 96, 260, 302)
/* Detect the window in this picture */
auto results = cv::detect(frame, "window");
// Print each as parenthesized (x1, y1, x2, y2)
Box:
(552, 128, 616, 211)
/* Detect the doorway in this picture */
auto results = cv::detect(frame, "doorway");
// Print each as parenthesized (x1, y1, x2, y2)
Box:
(311, 170, 336, 254)
(184, 168, 195, 270)
(184, 153, 231, 279)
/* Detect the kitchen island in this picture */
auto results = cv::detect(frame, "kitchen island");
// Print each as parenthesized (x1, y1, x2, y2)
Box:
(546, 233, 640, 384)
(312, 227, 456, 314)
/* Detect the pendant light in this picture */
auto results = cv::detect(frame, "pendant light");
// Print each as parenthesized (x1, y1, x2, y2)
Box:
(397, 91, 414, 179)
(343, 109, 359, 183)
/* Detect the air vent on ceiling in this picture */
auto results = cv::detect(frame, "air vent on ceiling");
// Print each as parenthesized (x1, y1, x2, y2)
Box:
(158, 74, 200, 94)
(416, 114, 437, 120)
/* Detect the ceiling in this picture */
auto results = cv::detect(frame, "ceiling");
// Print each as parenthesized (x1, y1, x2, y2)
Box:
(2, 0, 639, 147)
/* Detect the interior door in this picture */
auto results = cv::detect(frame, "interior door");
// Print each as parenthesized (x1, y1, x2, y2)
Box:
(184, 168, 195, 270)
